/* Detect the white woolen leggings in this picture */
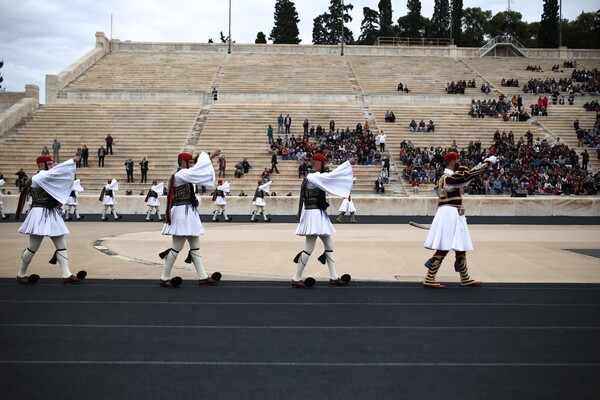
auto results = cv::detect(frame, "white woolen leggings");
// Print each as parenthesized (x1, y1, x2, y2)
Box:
(160, 236, 208, 281)
(19, 235, 73, 278)
(293, 235, 338, 281)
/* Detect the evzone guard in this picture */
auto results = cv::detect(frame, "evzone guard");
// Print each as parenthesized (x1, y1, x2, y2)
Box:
(0, 179, 9, 220)
(99, 179, 122, 221)
(422, 152, 498, 289)
(251, 179, 272, 222)
(212, 179, 232, 221)
(158, 151, 222, 288)
(292, 153, 356, 288)
(145, 180, 164, 222)
(64, 178, 85, 221)
(336, 194, 357, 223)
(14, 155, 87, 284)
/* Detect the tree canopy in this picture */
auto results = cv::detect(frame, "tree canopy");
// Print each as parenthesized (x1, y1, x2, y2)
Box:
(269, 0, 301, 44)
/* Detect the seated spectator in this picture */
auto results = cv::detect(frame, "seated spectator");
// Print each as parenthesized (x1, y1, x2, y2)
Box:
(374, 177, 385, 193)
(409, 119, 418, 132)
(418, 119, 426, 132)
(411, 178, 420, 194)
(261, 168, 271, 182)
(426, 120, 435, 132)
(234, 162, 244, 178)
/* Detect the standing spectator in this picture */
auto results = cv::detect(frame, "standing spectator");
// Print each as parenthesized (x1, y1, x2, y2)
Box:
(0, 179, 8, 219)
(15, 168, 28, 192)
(124, 158, 134, 183)
(298, 161, 308, 179)
(212, 87, 218, 101)
(284, 114, 292, 134)
(267, 124, 274, 144)
(105, 134, 114, 155)
(81, 145, 89, 167)
(377, 131, 387, 152)
(139, 157, 149, 183)
(271, 152, 280, 174)
(581, 150, 590, 170)
(218, 155, 226, 178)
(97, 145, 107, 167)
(75, 147, 83, 168)
(15, 154, 85, 284)
(277, 114, 284, 135)
(303, 119, 309, 134)
(517, 95, 523, 112)
(52, 139, 61, 163)
(41, 146, 50, 156)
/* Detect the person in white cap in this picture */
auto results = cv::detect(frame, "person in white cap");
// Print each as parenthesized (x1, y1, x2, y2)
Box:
(145, 180, 164, 222)
(14, 154, 86, 284)
(99, 179, 121, 221)
(251, 179, 272, 222)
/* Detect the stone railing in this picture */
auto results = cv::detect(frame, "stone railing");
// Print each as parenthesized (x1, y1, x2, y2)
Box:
(1, 195, 598, 217)
(45, 32, 109, 104)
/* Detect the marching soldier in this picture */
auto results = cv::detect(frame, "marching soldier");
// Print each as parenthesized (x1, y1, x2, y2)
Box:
(422, 152, 497, 289)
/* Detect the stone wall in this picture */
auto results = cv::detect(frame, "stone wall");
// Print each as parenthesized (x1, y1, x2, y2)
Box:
(1, 195, 597, 217)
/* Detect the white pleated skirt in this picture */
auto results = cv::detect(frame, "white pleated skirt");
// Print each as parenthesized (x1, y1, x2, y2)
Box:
(295, 208, 336, 236)
(161, 204, 204, 236)
(65, 198, 78, 206)
(103, 196, 116, 206)
(338, 199, 356, 213)
(424, 206, 473, 251)
(215, 197, 226, 206)
(19, 207, 69, 237)
(253, 198, 266, 207)
(146, 197, 160, 207)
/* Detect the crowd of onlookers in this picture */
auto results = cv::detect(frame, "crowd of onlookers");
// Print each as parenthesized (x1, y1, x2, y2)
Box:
(445, 80, 476, 94)
(571, 68, 600, 95)
(398, 131, 600, 196)
(522, 77, 574, 94)
(469, 96, 531, 121)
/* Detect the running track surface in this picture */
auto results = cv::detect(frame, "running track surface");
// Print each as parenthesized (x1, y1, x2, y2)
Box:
(1, 280, 599, 400)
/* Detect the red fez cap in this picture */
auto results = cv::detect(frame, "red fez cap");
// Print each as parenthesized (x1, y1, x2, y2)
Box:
(178, 152, 193, 161)
(311, 154, 327, 163)
(443, 152, 459, 161)
(258, 180, 263, 184)
(152, 180, 158, 185)
(107, 179, 112, 184)
(218, 179, 223, 184)
(36, 155, 52, 164)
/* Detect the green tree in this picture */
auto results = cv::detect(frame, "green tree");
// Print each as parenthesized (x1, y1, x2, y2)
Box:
(461, 7, 491, 47)
(429, 0, 450, 38)
(538, 0, 559, 48)
(563, 11, 600, 49)
(402, 0, 424, 37)
(312, 0, 354, 45)
(269, 0, 301, 44)
(450, 0, 463, 45)
(255, 32, 267, 44)
(357, 7, 380, 44)
(486, 11, 529, 44)
(378, 0, 394, 37)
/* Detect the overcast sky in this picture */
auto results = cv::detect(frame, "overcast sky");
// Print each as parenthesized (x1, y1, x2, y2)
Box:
(0, 0, 595, 102)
